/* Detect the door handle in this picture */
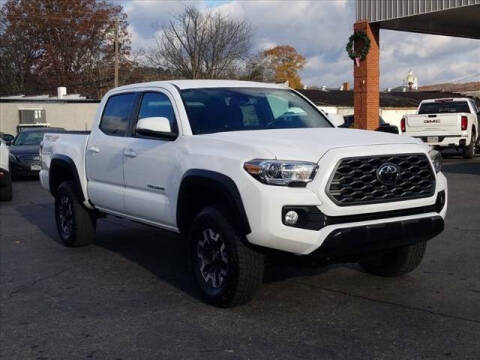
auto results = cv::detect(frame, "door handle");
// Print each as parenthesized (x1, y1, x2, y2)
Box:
(124, 149, 137, 158)
(88, 146, 100, 154)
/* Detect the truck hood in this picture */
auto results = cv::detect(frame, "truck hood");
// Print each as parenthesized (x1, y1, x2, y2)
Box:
(201, 128, 422, 162)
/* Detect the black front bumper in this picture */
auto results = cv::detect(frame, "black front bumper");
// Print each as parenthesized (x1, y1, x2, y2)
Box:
(10, 161, 40, 176)
(312, 215, 444, 258)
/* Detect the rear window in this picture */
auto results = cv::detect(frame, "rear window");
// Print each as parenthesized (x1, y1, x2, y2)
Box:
(418, 101, 470, 115)
(100, 93, 137, 136)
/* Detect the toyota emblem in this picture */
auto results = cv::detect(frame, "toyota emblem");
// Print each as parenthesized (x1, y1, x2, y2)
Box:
(377, 163, 400, 186)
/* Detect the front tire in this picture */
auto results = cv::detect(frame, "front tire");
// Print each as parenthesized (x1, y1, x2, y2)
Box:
(189, 205, 264, 307)
(359, 241, 427, 277)
(54, 181, 96, 247)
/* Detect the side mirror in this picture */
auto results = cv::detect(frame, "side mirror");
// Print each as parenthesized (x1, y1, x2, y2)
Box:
(136, 117, 175, 138)
(328, 114, 345, 128)
(3, 134, 14, 146)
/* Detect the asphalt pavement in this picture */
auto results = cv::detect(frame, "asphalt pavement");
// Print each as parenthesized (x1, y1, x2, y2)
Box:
(1, 154, 480, 359)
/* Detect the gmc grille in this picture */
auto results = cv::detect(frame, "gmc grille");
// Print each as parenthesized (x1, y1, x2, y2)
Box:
(326, 154, 436, 206)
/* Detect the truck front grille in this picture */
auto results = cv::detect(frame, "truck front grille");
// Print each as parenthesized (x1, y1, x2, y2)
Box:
(326, 154, 435, 206)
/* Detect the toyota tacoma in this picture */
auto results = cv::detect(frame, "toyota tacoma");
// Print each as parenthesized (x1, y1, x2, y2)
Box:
(40, 80, 447, 307)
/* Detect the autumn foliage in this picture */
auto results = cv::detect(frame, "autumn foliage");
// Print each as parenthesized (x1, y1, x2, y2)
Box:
(262, 45, 306, 89)
(0, 0, 130, 98)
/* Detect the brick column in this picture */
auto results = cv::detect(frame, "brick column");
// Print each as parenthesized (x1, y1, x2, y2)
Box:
(353, 21, 380, 130)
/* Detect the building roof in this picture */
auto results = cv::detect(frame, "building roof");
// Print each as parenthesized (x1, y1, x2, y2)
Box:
(419, 82, 480, 93)
(298, 89, 472, 108)
(0, 97, 100, 104)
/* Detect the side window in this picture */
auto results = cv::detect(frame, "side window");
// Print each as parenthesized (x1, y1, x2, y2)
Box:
(99, 93, 137, 136)
(137, 92, 178, 133)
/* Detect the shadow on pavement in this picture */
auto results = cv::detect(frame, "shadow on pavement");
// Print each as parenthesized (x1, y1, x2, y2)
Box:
(442, 161, 480, 175)
(15, 199, 357, 301)
(94, 224, 205, 302)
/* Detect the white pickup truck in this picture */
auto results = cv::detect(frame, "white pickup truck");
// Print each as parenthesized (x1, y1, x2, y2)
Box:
(40, 80, 447, 307)
(402, 98, 480, 158)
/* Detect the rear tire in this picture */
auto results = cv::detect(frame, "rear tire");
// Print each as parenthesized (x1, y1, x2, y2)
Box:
(464, 130, 476, 159)
(359, 241, 427, 277)
(0, 172, 12, 201)
(189, 205, 264, 307)
(54, 181, 96, 247)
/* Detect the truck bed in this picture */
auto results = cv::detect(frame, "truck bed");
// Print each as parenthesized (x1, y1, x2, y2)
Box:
(40, 132, 90, 203)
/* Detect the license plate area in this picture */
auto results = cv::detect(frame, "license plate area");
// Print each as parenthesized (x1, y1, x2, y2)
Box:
(427, 136, 439, 143)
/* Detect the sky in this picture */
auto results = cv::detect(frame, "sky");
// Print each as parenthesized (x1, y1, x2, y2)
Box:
(122, 0, 480, 89)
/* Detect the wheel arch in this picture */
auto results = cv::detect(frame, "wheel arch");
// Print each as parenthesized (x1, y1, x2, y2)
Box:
(49, 155, 85, 201)
(176, 169, 251, 236)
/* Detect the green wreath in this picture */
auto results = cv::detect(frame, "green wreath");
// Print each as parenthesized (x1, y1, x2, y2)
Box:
(346, 31, 371, 61)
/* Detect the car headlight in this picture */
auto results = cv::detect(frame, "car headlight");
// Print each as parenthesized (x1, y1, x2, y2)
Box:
(429, 150, 442, 173)
(244, 159, 318, 186)
(8, 153, 17, 162)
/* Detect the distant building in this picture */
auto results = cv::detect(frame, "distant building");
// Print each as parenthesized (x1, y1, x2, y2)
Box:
(0, 87, 99, 135)
(419, 81, 480, 98)
(388, 70, 419, 93)
(299, 88, 474, 129)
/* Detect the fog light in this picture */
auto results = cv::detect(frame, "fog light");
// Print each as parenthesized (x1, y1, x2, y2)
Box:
(284, 210, 299, 226)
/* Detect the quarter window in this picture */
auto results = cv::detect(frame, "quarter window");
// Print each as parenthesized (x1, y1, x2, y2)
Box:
(100, 93, 137, 136)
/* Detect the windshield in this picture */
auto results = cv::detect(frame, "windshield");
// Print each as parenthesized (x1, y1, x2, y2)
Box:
(13, 131, 45, 146)
(418, 101, 470, 114)
(180, 88, 332, 135)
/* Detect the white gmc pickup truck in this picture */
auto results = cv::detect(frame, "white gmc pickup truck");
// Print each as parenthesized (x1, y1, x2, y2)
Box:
(402, 98, 480, 158)
(40, 80, 447, 307)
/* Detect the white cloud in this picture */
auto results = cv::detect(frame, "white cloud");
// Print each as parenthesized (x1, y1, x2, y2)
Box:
(124, 0, 480, 88)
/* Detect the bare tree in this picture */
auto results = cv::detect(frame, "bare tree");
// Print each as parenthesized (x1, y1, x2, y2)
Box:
(149, 6, 252, 79)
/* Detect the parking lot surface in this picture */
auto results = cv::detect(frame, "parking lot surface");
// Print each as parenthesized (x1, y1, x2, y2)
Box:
(1, 155, 480, 360)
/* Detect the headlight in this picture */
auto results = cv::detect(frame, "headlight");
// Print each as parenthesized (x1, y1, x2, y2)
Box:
(429, 150, 442, 173)
(244, 159, 318, 186)
(8, 153, 17, 162)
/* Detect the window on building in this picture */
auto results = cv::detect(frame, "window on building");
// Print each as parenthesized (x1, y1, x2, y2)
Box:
(19, 109, 46, 124)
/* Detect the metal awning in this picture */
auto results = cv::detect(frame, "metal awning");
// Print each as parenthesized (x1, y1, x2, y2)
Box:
(357, 0, 480, 39)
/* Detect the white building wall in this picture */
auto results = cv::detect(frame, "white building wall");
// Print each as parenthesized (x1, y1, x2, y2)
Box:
(0, 102, 99, 135)
(318, 105, 417, 128)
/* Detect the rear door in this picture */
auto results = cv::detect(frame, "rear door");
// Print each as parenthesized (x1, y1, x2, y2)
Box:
(86, 92, 139, 213)
(122, 90, 181, 228)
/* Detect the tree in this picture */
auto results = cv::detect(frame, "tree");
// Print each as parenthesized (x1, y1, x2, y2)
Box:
(252, 45, 306, 89)
(149, 5, 252, 79)
(0, 0, 130, 97)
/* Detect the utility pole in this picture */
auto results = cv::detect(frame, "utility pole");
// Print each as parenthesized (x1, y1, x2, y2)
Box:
(114, 17, 119, 88)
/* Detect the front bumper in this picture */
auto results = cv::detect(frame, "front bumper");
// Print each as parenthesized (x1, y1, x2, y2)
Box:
(10, 158, 41, 176)
(243, 147, 448, 255)
(311, 215, 443, 258)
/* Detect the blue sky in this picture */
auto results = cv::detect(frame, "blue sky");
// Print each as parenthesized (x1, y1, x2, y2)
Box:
(123, 0, 480, 89)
